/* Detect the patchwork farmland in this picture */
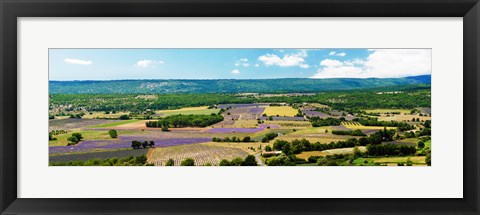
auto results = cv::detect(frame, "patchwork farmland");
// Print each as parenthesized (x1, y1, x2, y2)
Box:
(49, 84, 431, 166)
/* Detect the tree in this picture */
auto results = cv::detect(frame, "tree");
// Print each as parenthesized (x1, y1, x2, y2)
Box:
(424, 120, 431, 128)
(242, 136, 251, 142)
(149, 141, 155, 148)
(425, 153, 431, 166)
(119, 114, 130, 120)
(242, 155, 258, 166)
(405, 158, 413, 166)
(219, 159, 231, 166)
(67, 136, 79, 145)
(265, 145, 272, 151)
(161, 125, 169, 132)
(230, 157, 244, 166)
(108, 130, 118, 138)
(261, 137, 268, 143)
(142, 141, 149, 148)
(165, 159, 174, 166)
(131, 140, 142, 149)
(71, 133, 83, 141)
(180, 158, 195, 166)
(353, 146, 362, 158)
(266, 154, 295, 166)
(417, 141, 425, 149)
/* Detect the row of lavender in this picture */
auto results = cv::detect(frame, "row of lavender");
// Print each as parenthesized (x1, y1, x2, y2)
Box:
(49, 136, 211, 155)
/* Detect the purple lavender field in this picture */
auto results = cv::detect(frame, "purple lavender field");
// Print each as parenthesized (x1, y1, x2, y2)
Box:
(204, 124, 280, 133)
(49, 136, 211, 155)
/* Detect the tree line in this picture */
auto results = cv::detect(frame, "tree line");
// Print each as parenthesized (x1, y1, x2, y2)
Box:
(145, 114, 223, 128)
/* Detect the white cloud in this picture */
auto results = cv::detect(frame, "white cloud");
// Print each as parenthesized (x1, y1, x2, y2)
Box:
(328, 51, 346, 57)
(231, 69, 240, 74)
(299, 64, 311, 69)
(135, 60, 164, 68)
(235, 59, 249, 67)
(258, 50, 310, 69)
(320, 59, 343, 67)
(254, 64, 260, 67)
(312, 49, 431, 78)
(64, 58, 92, 65)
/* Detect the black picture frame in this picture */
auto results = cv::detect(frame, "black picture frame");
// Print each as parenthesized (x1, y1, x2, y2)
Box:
(1, 0, 479, 214)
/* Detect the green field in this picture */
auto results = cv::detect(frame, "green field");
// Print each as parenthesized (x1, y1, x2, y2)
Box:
(49, 129, 146, 146)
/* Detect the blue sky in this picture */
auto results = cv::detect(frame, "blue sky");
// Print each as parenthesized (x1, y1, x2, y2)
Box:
(49, 48, 431, 80)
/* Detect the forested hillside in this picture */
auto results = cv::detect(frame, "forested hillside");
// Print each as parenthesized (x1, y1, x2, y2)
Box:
(49, 75, 431, 94)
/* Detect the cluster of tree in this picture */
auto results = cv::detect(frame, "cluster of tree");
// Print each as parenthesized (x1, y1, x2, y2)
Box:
(261, 132, 278, 142)
(50, 130, 68, 135)
(354, 118, 414, 131)
(267, 128, 398, 157)
(67, 133, 83, 145)
(49, 155, 148, 166)
(365, 144, 416, 156)
(309, 117, 343, 127)
(397, 158, 414, 166)
(212, 136, 252, 142)
(48, 132, 57, 141)
(416, 128, 431, 137)
(424, 120, 431, 128)
(180, 158, 195, 166)
(312, 154, 368, 166)
(219, 155, 257, 166)
(146, 114, 224, 128)
(108, 129, 118, 138)
(69, 113, 85, 119)
(119, 114, 130, 120)
(131, 140, 155, 149)
(426, 152, 431, 166)
(265, 154, 296, 166)
(331, 129, 366, 136)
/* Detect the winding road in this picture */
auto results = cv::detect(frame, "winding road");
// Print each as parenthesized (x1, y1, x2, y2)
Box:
(254, 153, 266, 166)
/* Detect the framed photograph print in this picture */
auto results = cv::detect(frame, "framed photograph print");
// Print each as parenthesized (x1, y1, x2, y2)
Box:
(1, 0, 479, 214)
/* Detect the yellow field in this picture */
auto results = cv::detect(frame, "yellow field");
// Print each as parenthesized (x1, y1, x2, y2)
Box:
(157, 106, 219, 117)
(278, 126, 355, 144)
(365, 109, 411, 114)
(365, 156, 426, 164)
(378, 114, 431, 122)
(322, 147, 367, 155)
(296, 151, 327, 159)
(309, 103, 330, 109)
(262, 106, 298, 117)
(233, 120, 258, 128)
(341, 121, 396, 130)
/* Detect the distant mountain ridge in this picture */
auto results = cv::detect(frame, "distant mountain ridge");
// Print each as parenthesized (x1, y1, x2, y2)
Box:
(49, 75, 431, 94)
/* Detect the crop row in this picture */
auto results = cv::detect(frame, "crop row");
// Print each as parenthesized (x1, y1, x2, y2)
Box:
(148, 144, 248, 166)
